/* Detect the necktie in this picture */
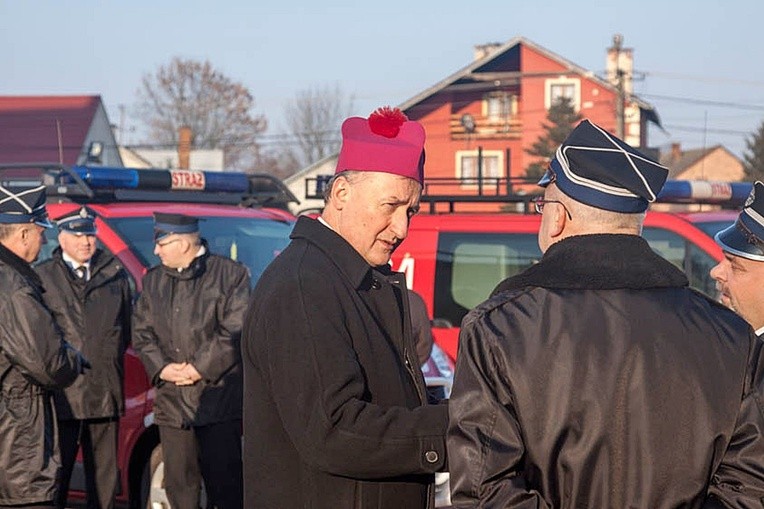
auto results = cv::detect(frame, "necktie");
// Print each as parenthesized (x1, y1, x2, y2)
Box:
(74, 266, 86, 280)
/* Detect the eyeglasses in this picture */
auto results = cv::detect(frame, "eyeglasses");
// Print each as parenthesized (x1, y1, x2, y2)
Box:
(155, 238, 181, 248)
(532, 197, 573, 220)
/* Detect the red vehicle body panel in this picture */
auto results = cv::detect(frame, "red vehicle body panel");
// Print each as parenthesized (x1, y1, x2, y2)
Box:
(391, 210, 732, 361)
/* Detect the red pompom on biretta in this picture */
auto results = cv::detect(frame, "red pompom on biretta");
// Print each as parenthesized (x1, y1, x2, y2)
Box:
(368, 107, 408, 138)
(335, 106, 426, 184)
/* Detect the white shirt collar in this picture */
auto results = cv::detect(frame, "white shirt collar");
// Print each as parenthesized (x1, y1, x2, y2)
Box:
(756, 325, 764, 337)
(317, 216, 334, 231)
(62, 251, 90, 269)
(177, 245, 207, 272)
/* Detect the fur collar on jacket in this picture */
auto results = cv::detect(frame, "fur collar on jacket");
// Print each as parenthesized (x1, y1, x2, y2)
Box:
(492, 234, 688, 297)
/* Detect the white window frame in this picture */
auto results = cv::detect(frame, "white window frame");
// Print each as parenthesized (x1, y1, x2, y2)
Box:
(455, 149, 504, 185)
(544, 77, 581, 111)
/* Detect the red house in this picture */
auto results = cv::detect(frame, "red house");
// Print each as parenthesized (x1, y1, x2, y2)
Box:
(398, 36, 660, 199)
(284, 36, 661, 213)
(0, 95, 123, 170)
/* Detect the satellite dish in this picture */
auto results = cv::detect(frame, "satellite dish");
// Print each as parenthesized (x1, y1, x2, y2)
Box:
(460, 114, 476, 134)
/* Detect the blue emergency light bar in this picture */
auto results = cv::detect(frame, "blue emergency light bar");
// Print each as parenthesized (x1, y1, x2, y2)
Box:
(68, 166, 250, 194)
(657, 180, 752, 207)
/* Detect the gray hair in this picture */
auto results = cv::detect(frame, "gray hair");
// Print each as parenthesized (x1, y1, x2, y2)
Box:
(322, 171, 368, 202)
(548, 185, 645, 232)
(0, 223, 24, 241)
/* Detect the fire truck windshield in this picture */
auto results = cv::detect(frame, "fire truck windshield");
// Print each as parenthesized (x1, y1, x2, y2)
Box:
(106, 216, 293, 284)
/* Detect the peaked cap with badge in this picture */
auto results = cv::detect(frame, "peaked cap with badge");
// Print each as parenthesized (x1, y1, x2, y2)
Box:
(538, 119, 669, 213)
(153, 212, 199, 242)
(0, 183, 52, 227)
(57, 206, 97, 235)
(335, 106, 426, 185)
(715, 181, 764, 261)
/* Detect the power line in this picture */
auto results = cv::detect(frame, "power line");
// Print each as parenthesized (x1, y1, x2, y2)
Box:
(639, 93, 764, 111)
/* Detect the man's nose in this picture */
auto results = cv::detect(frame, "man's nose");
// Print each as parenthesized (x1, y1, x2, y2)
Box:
(709, 261, 724, 282)
(389, 210, 410, 241)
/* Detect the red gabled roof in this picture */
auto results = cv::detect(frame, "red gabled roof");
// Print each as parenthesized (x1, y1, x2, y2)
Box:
(0, 95, 101, 166)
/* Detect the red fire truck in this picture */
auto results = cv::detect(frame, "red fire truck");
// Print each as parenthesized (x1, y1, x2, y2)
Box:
(384, 179, 748, 362)
(2, 163, 298, 508)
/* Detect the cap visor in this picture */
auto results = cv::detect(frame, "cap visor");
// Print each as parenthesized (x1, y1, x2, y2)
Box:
(537, 169, 553, 187)
(715, 223, 764, 261)
(34, 217, 53, 229)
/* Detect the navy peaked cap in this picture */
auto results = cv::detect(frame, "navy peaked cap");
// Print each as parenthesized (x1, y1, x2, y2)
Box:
(715, 181, 764, 261)
(153, 212, 199, 241)
(538, 119, 669, 213)
(57, 206, 97, 235)
(0, 184, 52, 227)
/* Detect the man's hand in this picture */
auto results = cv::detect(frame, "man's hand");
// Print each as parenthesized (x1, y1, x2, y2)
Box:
(176, 363, 202, 386)
(160, 362, 191, 384)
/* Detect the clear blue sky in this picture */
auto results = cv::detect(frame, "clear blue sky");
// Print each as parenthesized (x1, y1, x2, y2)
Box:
(2, 0, 763, 160)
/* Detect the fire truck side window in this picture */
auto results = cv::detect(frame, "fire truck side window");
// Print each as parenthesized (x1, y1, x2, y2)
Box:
(642, 227, 717, 298)
(434, 232, 541, 328)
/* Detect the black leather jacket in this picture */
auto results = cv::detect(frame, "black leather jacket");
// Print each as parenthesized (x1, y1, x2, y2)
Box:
(36, 247, 131, 420)
(133, 246, 250, 428)
(449, 234, 764, 508)
(0, 244, 84, 505)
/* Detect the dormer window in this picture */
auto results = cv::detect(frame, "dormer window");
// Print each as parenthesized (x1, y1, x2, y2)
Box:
(545, 77, 580, 111)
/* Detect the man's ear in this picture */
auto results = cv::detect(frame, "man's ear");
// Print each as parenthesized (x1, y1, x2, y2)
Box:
(549, 203, 568, 238)
(330, 176, 351, 211)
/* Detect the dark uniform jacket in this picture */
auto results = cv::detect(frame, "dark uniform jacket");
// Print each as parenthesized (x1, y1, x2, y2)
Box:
(36, 247, 131, 421)
(242, 216, 448, 509)
(0, 244, 84, 505)
(133, 247, 250, 428)
(449, 234, 764, 508)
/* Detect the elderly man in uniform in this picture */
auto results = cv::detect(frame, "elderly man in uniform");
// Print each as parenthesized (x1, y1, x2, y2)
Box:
(711, 181, 764, 338)
(36, 206, 132, 509)
(132, 212, 250, 509)
(0, 184, 87, 508)
(448, 119, 764, 508)
(242, 107, 448, 509)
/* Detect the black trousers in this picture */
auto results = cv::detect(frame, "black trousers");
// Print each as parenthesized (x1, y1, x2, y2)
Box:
(54, 418, 118, 509)
(158, 420, 242, 509)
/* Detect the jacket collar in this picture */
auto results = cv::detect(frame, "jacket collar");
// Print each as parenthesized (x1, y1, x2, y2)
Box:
(54, 247, 119, 280)
(492, 234, 688, 296)
(159, 240, 210, 280)
(291, 216, 375, 289)
(0, 242, 43, 290)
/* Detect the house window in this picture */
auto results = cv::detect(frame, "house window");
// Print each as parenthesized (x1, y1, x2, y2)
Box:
(482, 93, 516, 122)
(456, 150, 503, 184)
(545, 77, 581, 111)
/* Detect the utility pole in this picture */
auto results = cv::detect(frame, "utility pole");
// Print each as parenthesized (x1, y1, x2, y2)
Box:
(612, 34, 626, 139)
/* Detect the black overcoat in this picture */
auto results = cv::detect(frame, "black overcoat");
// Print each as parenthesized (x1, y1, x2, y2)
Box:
(449, 234, 764, 508)
(133, 248, 250, 428)
(0, 244, 83, 505)
(36, 247, 131, 420)
(242, 216, 448, 509)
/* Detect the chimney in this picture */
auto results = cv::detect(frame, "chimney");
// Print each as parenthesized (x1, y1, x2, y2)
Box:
(671, 142, 682, 162)
(606, 34, 634, 95)
(178, 126, 192, 169)
(474, 42, 502, 61)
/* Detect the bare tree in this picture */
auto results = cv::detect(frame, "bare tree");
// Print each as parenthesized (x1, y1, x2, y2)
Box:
(280, 84, 354, 172)
(136, 57, 267, 169)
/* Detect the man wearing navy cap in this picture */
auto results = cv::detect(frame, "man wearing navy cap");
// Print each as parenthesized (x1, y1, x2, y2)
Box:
(448, 120, 764, 507)
(36, 206, 131, 509)
(133, 212, 249, 509)
(0, 185, 87, 508)
(711, 181, 764, 337)
(243, 107, 447, 509)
